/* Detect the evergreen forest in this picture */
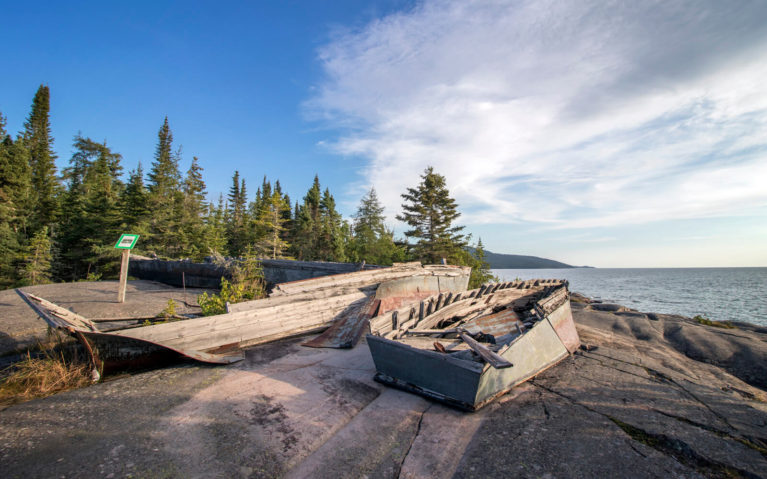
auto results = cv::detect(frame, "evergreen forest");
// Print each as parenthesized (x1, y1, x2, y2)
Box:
(0, 86, 494, 289)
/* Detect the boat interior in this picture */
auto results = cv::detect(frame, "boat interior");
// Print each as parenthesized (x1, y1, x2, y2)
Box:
(369, 279, 569, 364)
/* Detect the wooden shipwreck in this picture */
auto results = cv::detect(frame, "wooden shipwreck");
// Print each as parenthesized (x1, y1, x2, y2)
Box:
(366, 279, 580, 410)
(17, 262, 470, 370)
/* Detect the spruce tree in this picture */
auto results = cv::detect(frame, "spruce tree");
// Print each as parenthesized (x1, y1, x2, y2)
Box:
(23, 85, 59, 232)
(459, 237, 498, 288)
(225, 171, 251, 256)
(0, 222, 21, 288)
(180, 157, 208, 259)
(147, 117, 180, 195)
(205, 194, 229, 257)
(146, 117, 183, 256)
(317, 188, 346, 261)
(0, 116, 27, 286)
(397, 166, 466, 264)
(292, 175, 322, 260)
(81, 140, 123, 275)
(255, 190, 291, 259)
(0, 122, 32, 235)
(351, 188, 404, 265)
(20, 226, 52, 285)
(58, 136, 124, 279)
(121, 162, 150, 235)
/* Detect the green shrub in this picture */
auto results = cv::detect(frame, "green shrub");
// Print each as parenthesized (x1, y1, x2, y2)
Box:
(197, 249, 267, 316)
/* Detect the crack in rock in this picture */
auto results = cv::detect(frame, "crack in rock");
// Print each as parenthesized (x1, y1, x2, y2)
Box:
(395, 403, 432, 479)
(533, 383, 760, 478)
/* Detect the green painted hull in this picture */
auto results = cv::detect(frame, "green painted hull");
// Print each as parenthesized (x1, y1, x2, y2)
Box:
(367, 283, 578, 411)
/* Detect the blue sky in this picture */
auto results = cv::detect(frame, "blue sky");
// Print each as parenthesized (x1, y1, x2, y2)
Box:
(2, 1, 766, 267)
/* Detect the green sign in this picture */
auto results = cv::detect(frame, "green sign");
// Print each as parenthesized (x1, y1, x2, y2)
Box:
(114, 233, 140, 250)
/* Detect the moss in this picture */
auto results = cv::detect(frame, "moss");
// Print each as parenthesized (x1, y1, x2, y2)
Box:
(693, 315, 737, 329)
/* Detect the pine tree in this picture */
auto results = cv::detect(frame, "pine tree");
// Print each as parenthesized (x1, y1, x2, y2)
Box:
(146, 117, 183, 257)
(20, 226, 52, 285)
(397, 166, 466, 264)
(23, 85, 59, 232)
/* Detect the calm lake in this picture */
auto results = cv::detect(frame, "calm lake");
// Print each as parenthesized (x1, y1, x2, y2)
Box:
(492, 267, 767, 326)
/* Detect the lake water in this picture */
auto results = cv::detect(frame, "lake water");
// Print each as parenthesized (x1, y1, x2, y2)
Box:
(492, 268, 767, 326)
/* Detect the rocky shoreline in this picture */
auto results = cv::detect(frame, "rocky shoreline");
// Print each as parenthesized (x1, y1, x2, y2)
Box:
(1, 285, 766, 477)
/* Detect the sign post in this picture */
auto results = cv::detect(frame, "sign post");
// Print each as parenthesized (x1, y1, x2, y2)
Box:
(114, 234, 140, 303)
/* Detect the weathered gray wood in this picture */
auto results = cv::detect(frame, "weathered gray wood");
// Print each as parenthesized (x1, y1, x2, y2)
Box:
(270, 262, 430, 295)
(20, 291, 97, 331)
(228, 285, 376, 312)
(117, 250, 130, 303)
(396, 336, 468, 351)
(459, 331, 513, 369)
(114, 291, 370, 344)
(404, 328, 460, 336)
(435, 293, 444, 311)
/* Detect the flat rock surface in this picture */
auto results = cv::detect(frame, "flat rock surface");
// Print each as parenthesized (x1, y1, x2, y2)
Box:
(1, 288, 766, 478)
(0, 280, 212, 356)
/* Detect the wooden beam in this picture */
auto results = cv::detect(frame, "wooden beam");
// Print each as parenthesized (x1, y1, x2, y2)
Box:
(458, 331, 513, 369)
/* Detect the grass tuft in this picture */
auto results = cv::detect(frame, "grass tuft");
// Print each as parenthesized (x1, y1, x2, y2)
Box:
(0, 350, 93, 409)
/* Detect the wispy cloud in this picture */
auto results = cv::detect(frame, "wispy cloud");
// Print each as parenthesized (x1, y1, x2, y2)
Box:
(308, 0, 767, 231)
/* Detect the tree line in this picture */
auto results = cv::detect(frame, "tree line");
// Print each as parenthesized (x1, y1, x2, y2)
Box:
(0, 85, 494, 289)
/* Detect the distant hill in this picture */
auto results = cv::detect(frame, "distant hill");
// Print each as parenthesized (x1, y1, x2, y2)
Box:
(481, 250, 576, 269)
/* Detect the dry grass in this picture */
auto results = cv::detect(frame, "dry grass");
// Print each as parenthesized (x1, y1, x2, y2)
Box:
(0, 350, 93, 409)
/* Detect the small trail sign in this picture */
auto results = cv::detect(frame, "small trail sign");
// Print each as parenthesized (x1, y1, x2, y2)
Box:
(115, 233, 140, 250)
(115, 234, 139, 302)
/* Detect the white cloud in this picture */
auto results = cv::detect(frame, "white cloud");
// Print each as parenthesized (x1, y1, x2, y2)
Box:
(308, 0, 767, 231)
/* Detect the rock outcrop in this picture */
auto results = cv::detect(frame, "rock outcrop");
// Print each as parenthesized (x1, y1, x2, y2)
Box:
(1, 290, 765, 478)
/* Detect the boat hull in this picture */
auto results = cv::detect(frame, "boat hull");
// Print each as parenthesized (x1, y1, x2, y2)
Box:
(367, 288, 578, 410)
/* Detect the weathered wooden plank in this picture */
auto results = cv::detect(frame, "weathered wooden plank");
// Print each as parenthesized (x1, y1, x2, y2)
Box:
(396, 336, 468, 351)
(18, 290, 97, 331)
(270, 263, 426, 295)
(113, 290, 369, 343)
(434, 293, 443, 311)
(404, 328, 460, 336)
(227, 285, 376, 312)
(303, 296, 380, 348)
(458, 331, 513, 369)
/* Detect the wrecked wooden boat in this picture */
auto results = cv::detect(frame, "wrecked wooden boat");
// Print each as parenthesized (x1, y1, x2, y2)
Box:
(18, 262, 470, 369)
(366, 279, 580, 411)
